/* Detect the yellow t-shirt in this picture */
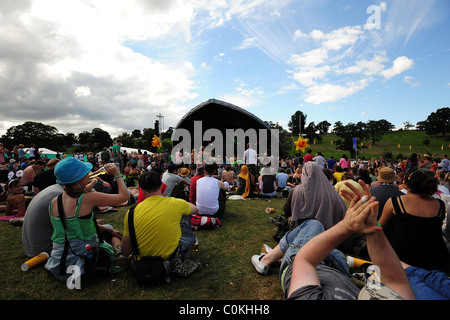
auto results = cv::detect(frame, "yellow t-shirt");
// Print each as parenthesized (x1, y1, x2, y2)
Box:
(124, 196, 191, 260)
(333, 171, 345, 182)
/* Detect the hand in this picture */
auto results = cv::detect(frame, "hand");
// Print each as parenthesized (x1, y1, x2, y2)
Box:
(111, 229, 123, 240)
(104, 163, 119, 176)
(342, 195, 381, 235)
(339, 179, 371, 203)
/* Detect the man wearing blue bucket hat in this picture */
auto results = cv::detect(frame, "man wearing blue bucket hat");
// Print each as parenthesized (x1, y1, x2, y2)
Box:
(45, 158, 130, 281)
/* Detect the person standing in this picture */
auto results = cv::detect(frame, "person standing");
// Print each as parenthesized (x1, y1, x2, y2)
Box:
(244, 143, 258, 178)
(112, 139, 122, 171)
(326, 155, 336, 170)
(313, 152, 326, 169)
(303, 149, 313, 163)
(440, 154, 450, 172)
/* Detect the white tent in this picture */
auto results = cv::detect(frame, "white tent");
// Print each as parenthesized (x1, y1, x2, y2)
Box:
(36, 147, 60, 155)
(120, 146, 153, 155)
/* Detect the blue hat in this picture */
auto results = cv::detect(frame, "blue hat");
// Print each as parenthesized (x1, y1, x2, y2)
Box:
(54, 157, 93, 185)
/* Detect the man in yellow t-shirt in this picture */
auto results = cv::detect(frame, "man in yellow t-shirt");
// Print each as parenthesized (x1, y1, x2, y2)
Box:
(122, 171, 198, 260)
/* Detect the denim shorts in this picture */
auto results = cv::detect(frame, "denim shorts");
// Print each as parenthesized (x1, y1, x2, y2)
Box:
(278, 219, 350, 278)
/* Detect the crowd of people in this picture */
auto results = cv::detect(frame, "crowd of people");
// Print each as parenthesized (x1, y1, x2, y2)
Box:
(1, 139, 450, 299)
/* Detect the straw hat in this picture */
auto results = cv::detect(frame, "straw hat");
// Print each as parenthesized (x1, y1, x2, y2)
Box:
(377, 167, 397, 183)
(47, 158, 60, 168)
(179, 167, 189, 177)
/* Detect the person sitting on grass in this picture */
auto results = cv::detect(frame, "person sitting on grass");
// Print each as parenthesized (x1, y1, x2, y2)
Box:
(236, 165, 258, 198)
(121, 171, 204, 286)
(1, 179, 26, 216)
(45, 158, 129, 281)
(196, 163, 228, 218)
(251, 181, 416, 300)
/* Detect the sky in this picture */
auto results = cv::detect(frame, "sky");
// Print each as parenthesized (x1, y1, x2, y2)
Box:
(0, 0, 449, 140)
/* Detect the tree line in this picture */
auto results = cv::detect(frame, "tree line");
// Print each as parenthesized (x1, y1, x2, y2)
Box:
(0, 107, 448, 156)
(286, 107, 449, 156)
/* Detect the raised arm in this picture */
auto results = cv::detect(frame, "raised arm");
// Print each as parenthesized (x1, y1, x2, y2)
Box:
(288, 195, 381, 296)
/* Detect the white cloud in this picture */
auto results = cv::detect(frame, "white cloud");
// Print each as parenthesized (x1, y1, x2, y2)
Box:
(235, 37, 258, 50)
(310, 30, 325, 40)
(404, 75, 420, 88)
(304, 80, 369, 104)
(322, 26, 363, 51)
(381, 56, 414, 79)
(292, 66, 330, 87)
(293, 29, 308, 40)
(338, 53, 388, 76)
(74, 86, 91, 97)
(277, 83, 299, 94)
(0, 0, 203, 136)
(289, 48, 328, 67)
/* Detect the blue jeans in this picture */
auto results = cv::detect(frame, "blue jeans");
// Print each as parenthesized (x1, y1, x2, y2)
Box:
(178, 215, 196, 253)
(278, 219, 350, 278)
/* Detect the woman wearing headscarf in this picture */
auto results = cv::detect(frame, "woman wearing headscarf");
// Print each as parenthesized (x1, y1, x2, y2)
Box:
(284, 161, 347, 230)
(45, 158, 129, 281)
(236, 165, 257, 198)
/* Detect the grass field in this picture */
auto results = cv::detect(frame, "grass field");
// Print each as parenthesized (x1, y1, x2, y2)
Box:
(1, 130, 449, 303)
(0, 196, 286, 301)
(293, 130, 449, 161)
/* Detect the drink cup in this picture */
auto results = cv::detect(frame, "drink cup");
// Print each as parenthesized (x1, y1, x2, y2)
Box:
(346, 256, 372, 268)
(21, 252, 49, 271)
(265, 208, 275, 214)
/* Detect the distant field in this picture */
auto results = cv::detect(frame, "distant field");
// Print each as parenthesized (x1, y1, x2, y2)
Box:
(291, 130, 449, 160)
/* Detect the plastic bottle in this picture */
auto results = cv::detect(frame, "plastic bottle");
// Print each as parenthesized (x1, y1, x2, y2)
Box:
(21, 252, 49, 271)
(85, 244, 93, 259)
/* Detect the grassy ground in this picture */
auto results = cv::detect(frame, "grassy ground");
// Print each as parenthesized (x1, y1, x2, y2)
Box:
(299, 130, 449, 160)
(0, 196, 286, 300)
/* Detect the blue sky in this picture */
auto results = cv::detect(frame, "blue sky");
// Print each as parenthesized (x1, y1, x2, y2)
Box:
(0, 0, 449, 139)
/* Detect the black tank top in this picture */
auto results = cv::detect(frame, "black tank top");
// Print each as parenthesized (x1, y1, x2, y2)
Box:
(384, 196, 450, 272)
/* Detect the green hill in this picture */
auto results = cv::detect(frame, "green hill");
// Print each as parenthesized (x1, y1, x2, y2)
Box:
(292, 130, 449, 161)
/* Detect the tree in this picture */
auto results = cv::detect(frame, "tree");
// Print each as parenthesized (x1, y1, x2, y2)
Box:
(78, 131, 91, 145)
(288, 111, 306, 136)
(89, 128, 112, 148)
(131, 129, 142, 140)
(403, 121, 414, 130)
(417, 107, 450, 137)
(304, 122, 322, 143)
(365, 119, 394, 144)
(117, 132, 133, 147)
(1, 121, 59, 148)
(316, 120, 331, 134)
(332, 122, 367, 157)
